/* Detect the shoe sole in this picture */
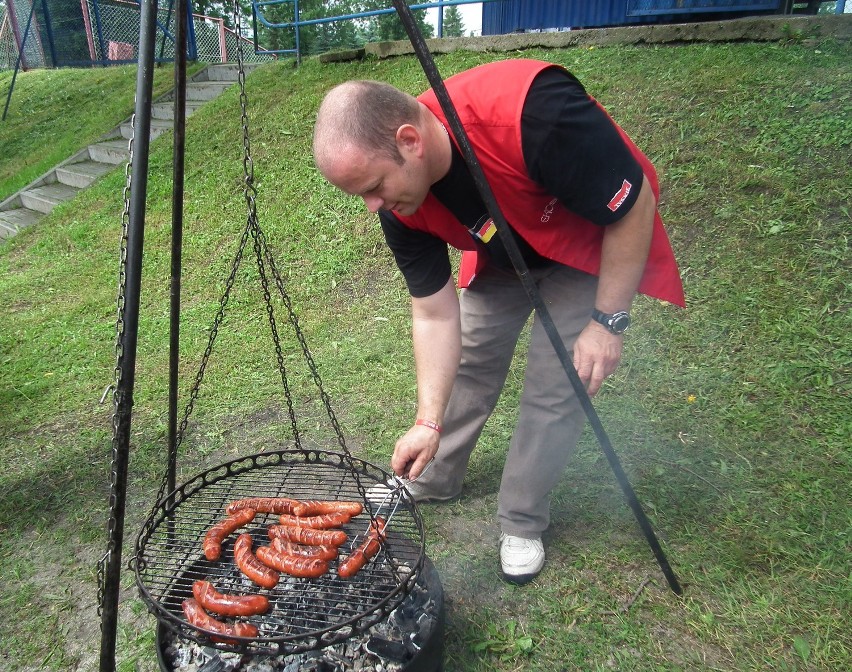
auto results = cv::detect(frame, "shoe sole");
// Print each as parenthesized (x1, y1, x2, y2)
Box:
(500, 569, 542, 585)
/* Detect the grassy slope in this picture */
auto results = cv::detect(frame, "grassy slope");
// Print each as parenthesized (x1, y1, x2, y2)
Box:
(0, 64, 198, 202)
(0, 40, 850, 671)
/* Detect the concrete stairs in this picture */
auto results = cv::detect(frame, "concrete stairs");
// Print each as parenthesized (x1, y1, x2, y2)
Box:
(0, 63, 257, 241)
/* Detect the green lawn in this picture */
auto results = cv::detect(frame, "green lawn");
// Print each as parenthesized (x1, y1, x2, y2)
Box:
(0, 37, 850, 671)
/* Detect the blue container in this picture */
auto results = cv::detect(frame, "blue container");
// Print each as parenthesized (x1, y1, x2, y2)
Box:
(482, 0, 782, 34)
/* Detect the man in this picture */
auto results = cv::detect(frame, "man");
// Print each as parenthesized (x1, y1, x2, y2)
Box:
(313, 59, 684, 584)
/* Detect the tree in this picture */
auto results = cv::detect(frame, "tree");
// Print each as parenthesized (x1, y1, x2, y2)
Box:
(364, 0, 434, 42)
(441, 5, 465, 38)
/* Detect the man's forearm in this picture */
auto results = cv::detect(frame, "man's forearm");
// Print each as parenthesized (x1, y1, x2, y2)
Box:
(411, 278, 462, 425)
(594, 173, 656, 313)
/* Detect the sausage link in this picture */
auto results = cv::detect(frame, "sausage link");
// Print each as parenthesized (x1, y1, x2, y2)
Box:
(267, 524, 347, 547)
(182, 598, 258, 644)
(192, 580, 269, 617)
(256, 545, 329, 579)
(226, 497, 301, 515)
(203, 508, 256, 561)
(234, 533, 280, 589)
(338, 516, 387, 579)
(337, 536, 383, 578)
(277, 512, 351, 529)
(292, 500, 363, 517)
(271, 537, 339, 561)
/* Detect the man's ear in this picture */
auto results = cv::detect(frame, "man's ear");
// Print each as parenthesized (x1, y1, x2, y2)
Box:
(395, 124, 422, 157)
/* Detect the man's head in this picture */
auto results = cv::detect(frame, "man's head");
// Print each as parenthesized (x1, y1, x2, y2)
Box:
(313, 80, 447, 216)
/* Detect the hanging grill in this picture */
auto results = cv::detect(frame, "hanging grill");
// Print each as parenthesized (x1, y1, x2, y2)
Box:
(134, 448, 425, 655)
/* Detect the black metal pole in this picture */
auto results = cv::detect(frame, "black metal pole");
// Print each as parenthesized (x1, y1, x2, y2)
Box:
(39, 0, 58, 67)
(2, 0, 37, 121)
(390, 0, 682, 595)
(98, 2, 159, 671)
(167, 0, 188, 503)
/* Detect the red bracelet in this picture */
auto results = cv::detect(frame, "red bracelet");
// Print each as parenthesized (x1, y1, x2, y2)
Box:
(415, 418, 442, 434)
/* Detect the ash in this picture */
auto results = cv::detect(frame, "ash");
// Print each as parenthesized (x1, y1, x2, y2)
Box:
(163, 575, 438, 672)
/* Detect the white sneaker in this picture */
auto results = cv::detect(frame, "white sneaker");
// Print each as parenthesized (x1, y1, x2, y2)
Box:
(366, 479, 458, 506)
(499, 533, 545, 584)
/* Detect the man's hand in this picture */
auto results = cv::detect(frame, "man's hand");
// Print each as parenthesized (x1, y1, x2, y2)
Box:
(391, 424, 440, 479)
(572, 321, 624, 397)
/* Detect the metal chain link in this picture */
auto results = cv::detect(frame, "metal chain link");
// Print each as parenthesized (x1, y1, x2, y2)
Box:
(228, 1, 369, 503)
(97, 108, 135, 622)
(135, 3, 374, 557)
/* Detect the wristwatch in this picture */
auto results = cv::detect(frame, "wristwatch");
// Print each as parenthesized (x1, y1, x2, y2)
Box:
(591, 309, 631, 335)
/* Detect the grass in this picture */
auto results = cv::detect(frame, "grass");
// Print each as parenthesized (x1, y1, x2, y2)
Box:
(0, 63, 200, 202)
(0, 36, 851, 672)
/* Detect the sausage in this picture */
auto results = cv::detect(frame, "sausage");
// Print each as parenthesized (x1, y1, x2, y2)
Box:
(267, 524, 347, 547)
(337, 536, 383, 578)
(271, 537, 339, 561)
(256, 545, 329, 579)
(338, 516, 387, 579)
(233, 533, 280, 589)
(292, 500, 363, 517)
(192, 580, 269, 617)
(182, 598, 258, 644)
(277, 512, 351, 529)
(203, 508, 256, 561)
(226, 497, 301, 515)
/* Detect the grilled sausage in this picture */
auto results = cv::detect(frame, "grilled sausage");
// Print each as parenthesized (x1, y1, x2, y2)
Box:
(292, 500, 363, 517)
(277, 512, 351, 529)
(271, 537, 339, 561)
(256, 545, 329, 579)
(192, 580, 269, 617)
(203, 508, 256, 561)
(226, 497, 301, 516)
(338, 516, 387, 579)
(233, 533, 279, 589)
(182, 598, 258, 643)
(337, 536, 383, 578)
(267, 524, 347, 547)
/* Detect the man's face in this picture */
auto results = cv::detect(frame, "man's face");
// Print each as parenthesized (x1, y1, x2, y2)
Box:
(320, 141, 431, 217)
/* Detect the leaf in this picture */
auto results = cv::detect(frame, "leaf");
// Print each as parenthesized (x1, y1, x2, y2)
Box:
(793, 635, 811, 662)
(516, 636, 534, 654)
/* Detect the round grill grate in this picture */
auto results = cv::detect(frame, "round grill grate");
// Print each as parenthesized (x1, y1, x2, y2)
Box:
(134, 449, 424, 655)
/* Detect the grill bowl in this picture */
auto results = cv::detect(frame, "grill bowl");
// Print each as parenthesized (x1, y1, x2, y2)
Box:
(134, 448, 425, 655)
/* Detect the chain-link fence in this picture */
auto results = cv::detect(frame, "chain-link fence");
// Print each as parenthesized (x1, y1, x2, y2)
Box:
(0, 0, 273, 72)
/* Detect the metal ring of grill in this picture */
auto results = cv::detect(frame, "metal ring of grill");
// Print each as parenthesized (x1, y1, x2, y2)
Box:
(133, 448, 425, 655)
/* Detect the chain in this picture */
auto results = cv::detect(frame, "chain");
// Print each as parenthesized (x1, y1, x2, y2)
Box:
(228, 0, 369, 503)
(97, 109, 135, 622)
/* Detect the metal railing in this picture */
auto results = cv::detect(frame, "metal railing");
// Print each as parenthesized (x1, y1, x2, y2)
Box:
(0, 0, 275, 72)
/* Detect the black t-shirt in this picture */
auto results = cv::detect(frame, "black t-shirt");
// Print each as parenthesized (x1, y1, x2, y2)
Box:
(380, 67, 645, 298)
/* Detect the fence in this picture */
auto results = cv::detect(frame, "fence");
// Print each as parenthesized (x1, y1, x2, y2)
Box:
(0, 0, 273, 71)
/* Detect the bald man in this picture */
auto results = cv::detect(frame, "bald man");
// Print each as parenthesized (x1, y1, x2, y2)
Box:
(313, 60, 683, 584)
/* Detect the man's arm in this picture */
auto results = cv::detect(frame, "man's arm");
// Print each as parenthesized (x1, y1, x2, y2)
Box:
(390, 277, 461, 479)
(572, 173, 655, 396)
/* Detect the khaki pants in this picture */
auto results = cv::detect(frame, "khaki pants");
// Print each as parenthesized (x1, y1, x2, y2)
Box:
(416, 262, 598, 538)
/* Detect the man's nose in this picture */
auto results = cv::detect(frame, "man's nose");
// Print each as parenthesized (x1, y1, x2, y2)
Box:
(363, 195, 383, 213)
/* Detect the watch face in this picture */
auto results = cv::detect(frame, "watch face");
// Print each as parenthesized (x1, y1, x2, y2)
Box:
(610, 313, 630, 334)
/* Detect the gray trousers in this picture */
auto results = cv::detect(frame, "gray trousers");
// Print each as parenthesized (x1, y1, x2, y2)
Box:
(416, 262, 598, 538)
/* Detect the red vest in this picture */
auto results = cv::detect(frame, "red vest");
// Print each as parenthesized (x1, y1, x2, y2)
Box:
(394, 59, 685, 307)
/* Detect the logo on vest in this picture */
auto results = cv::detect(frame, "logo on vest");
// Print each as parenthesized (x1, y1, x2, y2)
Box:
(607, 180, 632, 212)
(540, 198, 558, 223)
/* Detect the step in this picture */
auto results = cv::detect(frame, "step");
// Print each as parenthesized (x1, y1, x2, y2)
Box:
(55, 160, 115, 188)
(88, 139, 130, 165)
(185, 81, 233, 101)
(202, 63, 257, 81)
(18, 183, 80, 214)
(0, 207, 44, 238)
(120, 118, 174, 140)
(151, 101, 204, 120)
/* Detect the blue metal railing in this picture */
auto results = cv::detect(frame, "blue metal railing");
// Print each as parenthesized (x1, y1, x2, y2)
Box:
(251, 0, 486, 59)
